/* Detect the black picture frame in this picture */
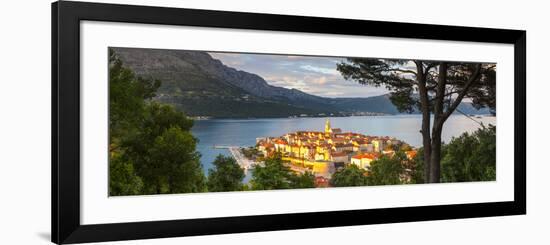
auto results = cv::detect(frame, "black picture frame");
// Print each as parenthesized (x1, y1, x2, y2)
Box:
(52, 1, 526, 244)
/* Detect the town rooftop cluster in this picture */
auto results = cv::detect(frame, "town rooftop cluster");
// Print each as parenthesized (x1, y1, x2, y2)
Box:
(255, 119, 417, 180)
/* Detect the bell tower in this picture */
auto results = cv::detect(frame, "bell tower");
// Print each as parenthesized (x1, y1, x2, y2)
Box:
(325, 118, 332, 134)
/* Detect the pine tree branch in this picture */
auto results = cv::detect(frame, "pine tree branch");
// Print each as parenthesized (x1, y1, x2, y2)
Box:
(440, 64, 482, 123)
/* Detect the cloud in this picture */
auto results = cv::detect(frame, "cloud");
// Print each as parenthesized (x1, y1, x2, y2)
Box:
(208, 51, 390, 98)
(265, 76, 300, 88)
(312, 76, 328, 85)
(300, 65, 340, 75)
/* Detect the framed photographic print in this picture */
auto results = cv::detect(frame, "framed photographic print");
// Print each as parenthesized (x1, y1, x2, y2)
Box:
(52, 1, 526, 244)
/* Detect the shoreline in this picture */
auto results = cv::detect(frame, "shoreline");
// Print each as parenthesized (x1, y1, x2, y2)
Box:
(191, 114, 496, 121)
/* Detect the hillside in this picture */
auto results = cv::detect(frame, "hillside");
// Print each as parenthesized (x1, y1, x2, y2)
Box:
(112, 47, 489, 118)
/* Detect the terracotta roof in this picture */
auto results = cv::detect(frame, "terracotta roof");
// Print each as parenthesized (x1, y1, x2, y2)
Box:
(330, 152, 347, 157)
(352, 153, 380, 160)
(354, 139, 369, 144)
(274, 139, 287, 145)
(260, 142, 274, 147)
(406, 150, 417, 159)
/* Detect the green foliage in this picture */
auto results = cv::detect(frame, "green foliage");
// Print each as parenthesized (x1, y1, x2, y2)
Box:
(109, 48, 160, 139)
(411, 126, 496, 183)
(108, 49, 206, 196)
(250, 156, 315, 190)
(330, 164, 369, 187)
(143, 102, 194, 134)
(336, 59, 496, 114)
(337, 58, 418, 113)
(250, 157, 291, 190)
(121, 103, 206, 195)
(367, 152, 406, 185)
(331, 153, 407, 187)
(207, 155, 245, 192)
(145, 126, 206, 194)
(410, 148, 426, 184)
(109, 154, 144, 196)
(289, 171, 316, 189)
(440, 125, 496, 182)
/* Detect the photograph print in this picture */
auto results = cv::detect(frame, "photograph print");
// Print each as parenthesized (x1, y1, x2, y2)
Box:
(108, 47, 496, 196)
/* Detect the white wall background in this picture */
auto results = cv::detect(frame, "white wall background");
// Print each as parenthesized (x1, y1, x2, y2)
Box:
(0, 0, 547, 244)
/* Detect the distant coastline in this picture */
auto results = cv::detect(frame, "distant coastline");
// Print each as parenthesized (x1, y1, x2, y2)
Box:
(189, 113, 495, 121)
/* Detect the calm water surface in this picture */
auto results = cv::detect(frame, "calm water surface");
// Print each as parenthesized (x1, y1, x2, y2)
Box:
(191, 114, 496, 174)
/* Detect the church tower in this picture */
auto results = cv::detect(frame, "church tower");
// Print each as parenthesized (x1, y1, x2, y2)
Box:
(325, 118, 332, 134)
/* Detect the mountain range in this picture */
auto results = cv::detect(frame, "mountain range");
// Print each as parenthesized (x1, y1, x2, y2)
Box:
(112, 47, 490, 118)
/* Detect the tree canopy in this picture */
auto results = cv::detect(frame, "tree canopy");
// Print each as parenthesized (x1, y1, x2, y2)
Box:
(288, 171, 317, 189)
(330, 164, 369, 187)
(250, 156, 315, 190)
(145, 126, 206, 194)
(367, 152, 407, 186)
(208, 155, 246, 192)
(108, 49, 206, 195)
(440, 125, 496, 182)
(108, 48, 160, 140)
(412, 125, 496, 183)
(337, 58, 496, 183)
(337, 59, 496, 114)
(109, 153, 143, 196)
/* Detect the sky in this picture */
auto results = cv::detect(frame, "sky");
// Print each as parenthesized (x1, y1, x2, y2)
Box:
(208, 52, 390, 98)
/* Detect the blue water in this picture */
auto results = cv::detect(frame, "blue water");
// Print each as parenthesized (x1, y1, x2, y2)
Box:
(191, 114, 496, 173)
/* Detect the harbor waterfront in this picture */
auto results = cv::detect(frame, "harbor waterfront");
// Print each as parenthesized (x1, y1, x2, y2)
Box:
(213, 145, 255, 171)
(191, 114, 496, 176)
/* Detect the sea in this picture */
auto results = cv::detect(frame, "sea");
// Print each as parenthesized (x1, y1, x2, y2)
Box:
(190, 114, 496, 174)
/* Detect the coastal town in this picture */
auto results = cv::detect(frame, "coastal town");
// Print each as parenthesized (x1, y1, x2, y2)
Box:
(246, 119, 417, 187)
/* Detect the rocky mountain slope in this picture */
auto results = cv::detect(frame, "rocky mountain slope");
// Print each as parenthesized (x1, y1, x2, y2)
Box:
(112, 47, 489, 118)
